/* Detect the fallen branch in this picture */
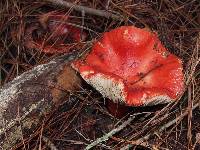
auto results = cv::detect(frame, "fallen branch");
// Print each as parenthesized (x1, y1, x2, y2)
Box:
(0, 52, 81, 149)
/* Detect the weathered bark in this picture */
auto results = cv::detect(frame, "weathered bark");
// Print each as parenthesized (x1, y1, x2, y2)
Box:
(0, 53, 81, 149)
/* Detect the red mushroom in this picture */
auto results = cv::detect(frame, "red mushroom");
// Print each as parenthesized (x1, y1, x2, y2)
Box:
(39, 11, 87, 43)
(24, 11, 86, 54)
(72, 26, 184, 106)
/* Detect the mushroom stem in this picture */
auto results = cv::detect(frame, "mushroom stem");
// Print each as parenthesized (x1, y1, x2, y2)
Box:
(106, 99, 131, 118)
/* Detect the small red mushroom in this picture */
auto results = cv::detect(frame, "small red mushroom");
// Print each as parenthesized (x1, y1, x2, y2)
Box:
(24, 11, 87, 54)
(72, 26, 184, 107)
(39, 11, 87, 43)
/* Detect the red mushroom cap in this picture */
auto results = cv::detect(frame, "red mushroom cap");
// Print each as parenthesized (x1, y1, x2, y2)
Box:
(72, 26, 184, 106)
(40, 11, 86, 42)
(24, 11, 86, 54)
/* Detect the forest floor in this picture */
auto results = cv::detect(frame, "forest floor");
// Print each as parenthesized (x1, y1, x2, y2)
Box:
(0, 0, 200, 149)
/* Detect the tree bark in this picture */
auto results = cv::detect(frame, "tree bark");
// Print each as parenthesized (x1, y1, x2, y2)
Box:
(0, 52, 81, 149)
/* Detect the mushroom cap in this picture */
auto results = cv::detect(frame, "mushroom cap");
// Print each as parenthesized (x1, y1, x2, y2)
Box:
(44, 12, 86, 42)
(24, 11, 87, 54)
(72, 26, 184, 106)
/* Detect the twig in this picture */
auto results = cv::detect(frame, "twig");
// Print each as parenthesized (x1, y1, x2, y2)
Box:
(85, 115, 135, 150)
(44, 0, 123, 20)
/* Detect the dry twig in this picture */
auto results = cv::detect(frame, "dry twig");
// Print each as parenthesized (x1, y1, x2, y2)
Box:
(44, 0, 123, 20)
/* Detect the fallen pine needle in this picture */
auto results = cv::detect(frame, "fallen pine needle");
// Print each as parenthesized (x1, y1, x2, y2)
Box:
(120, 102, 199, 150)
